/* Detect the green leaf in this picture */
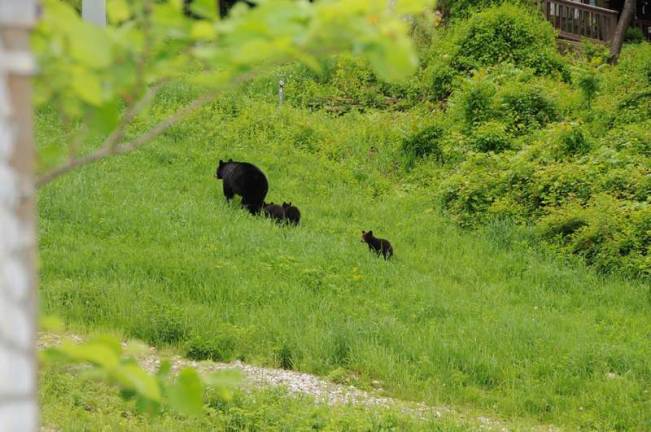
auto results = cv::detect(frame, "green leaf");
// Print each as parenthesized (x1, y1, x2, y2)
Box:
(365, 36, 418, 83)
(190, 0, 218, 20)
(167, 368, 204, 417)
(39, 315, 65, 332)
(58, 341, 120, 369)
(204, 369, 242, 402)
(68, 21, 113, 69)
(157, 359, 172, 378)
(88, 335, 122, 356)
(90, 98, 121, 135)
(107, 0, 131, 24)
(190, 21, 217, 40)
(113, 364, 162, 402)
(71, 67, 104, 106)
(393, 0, 435, 14)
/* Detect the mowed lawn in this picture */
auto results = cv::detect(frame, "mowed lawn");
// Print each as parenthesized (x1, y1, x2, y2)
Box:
(37, 82, 651, 430)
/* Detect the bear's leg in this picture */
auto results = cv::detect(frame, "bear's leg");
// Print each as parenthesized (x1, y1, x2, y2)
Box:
(223, 184, 235, 202)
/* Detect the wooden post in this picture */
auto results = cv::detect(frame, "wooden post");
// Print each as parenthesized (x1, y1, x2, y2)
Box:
(0, 1, 39, 431)
(82, 0, 106, 26)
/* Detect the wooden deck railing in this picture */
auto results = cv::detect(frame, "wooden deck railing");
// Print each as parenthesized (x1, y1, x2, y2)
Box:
(539, 0, 619, 42)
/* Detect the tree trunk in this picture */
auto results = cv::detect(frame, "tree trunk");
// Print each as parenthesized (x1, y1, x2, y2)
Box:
(0, 1, 39, 431)
(82, 0, 106, 26)
(610, 0, 636, 64)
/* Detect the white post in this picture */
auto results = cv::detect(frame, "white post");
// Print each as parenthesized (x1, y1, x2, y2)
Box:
(82, 0, 106, 26)
(0, 1, 39, 432)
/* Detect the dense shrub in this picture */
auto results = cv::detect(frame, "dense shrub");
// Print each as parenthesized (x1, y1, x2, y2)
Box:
(450, 4, 570, 80)
(458, 77, 497, 127)
(438, 0, 529, 20)
(624, 26, 645, 44)
(401, 124, 445, 168)
(423, 60, 459, 101)
(539, 196, 650, 277)
(470, 121, 512, 152)
(235, 10, 650, 278)
(497, 84, 559, 134)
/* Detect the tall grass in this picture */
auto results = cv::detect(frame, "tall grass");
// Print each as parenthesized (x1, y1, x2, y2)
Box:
(37, 80, 650, 430)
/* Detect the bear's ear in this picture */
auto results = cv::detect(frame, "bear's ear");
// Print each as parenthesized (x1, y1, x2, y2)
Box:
(368, 230, 373, 235)
(219, 159, 224, 164)
(228, 158, 233, 162)
(361, 230, 366, 234)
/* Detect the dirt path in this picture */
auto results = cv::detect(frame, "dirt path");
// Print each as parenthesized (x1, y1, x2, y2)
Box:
(39, 333, 558, 432)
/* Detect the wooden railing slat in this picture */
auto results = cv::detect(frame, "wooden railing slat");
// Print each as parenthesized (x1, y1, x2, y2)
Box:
(538, 0, 618, 42)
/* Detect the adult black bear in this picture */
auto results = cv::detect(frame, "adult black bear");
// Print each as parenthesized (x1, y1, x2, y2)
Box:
(282, 202, 301, 226)
(215, 159, 268, 215)
(262, 202, 285, 222)
(361, 230, 393, 260)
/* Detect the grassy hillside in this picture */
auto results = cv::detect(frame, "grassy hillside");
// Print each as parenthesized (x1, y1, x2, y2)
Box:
(42, 365, 453, 431)
(38, 80, 650, 430)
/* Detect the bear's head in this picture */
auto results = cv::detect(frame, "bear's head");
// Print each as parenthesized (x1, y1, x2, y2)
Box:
(282, 202, 292, 209)
(361, 230, 374, 243)
(215, 159, 233, 179)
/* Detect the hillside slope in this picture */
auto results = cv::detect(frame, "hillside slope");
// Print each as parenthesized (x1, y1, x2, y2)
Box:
(37, 78, 650, 429)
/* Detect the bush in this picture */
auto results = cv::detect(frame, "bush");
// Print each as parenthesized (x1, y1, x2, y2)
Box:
(624, 26, 644, 44)
(439, 0, 528, 20)
(450, 4, 570, 80)
(539, 195, 650, 276)
(424, 60, 459, 101)
(498, 85, 559, 134)
(186, 326, 241, 361)
(401, 124, 445, 168)
(470, 121, 512, 152)
(578, 72, 600, 107)
(458, 76, 497, 127)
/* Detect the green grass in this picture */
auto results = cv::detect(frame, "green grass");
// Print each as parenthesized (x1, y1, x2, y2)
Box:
(41, 364, 455, 431)
(37, 82, 651, 431)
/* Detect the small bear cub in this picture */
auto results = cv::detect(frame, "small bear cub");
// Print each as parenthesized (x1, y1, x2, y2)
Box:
(262, 202, 285, 222)
(282, 202, 301, 226)
(361, 230, 393, 260)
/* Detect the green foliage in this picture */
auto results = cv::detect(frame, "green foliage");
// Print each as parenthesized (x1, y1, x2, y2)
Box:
(624, 26, 645, 44)
(439, 0, 536, 20)
(497, 84, 559, 134)
(423, 59, 459, 101)
(42, 367, 460, 430)
(38, 78, 651, 430)
(459, 75, 496, 127)
(33, 0, 433, 172)
(578, 71, 600, 107)
(449, 4, 569, 80)
(41, 335, 237, 417)
(35, 4, 651, 430)
(401, 124, 445, 168)
(470, 121, 512, 152)
(539, 195, 650, 276)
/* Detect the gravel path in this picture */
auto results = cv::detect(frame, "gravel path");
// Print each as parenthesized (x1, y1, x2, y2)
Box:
(39, 333, 559, 432)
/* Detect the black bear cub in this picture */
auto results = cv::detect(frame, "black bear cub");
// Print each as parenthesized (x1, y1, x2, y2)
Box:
(361, 230, 393, 260)
(282, 202, 301, 226)
(215, 159, 268, 215)
(262, 202, 285, 222)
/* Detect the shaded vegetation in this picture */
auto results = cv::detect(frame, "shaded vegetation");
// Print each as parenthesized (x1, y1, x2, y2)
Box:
(37, 3, 651, 430)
